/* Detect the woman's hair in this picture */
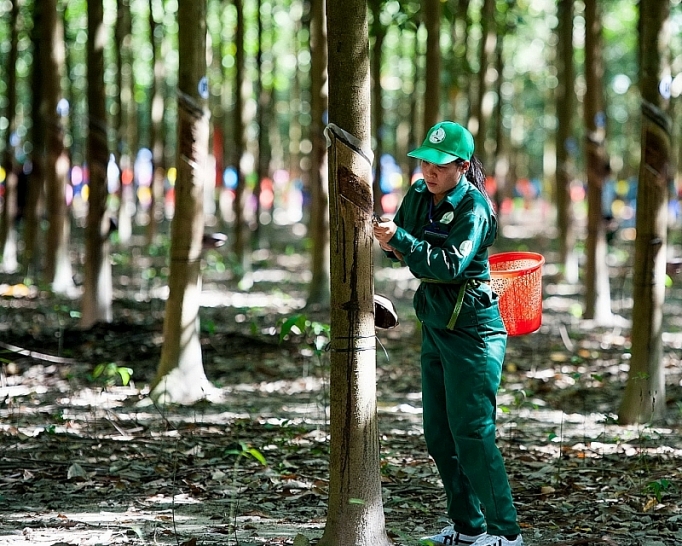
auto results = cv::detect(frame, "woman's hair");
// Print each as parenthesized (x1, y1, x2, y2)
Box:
(458, 155, 495, 215)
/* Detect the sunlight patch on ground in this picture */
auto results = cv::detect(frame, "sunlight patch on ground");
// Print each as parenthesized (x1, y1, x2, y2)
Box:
(200, 289, 306, 311)
(228, 376, 326, 395)
(662, 331, 682, 348)
(0, 508, 319, 546)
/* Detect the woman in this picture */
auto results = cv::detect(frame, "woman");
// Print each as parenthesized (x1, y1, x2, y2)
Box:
(373, 121, 522, 546)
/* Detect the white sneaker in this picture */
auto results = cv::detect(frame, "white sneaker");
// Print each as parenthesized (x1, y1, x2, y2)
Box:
(420, 524, 486, 546)
(472, 534, 523, 546)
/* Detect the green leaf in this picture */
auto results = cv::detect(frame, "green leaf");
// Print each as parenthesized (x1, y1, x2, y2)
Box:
(92, 363, 106, 379)
(247, 447, 267, 466)
(279, 314, 308, 342)
(117, 367, 133, 386)
(348, 498, 365, 505)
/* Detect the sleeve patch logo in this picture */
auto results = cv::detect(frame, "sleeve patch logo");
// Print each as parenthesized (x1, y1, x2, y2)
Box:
(459, 240, 473, 257)
(440, 211, 455, 224)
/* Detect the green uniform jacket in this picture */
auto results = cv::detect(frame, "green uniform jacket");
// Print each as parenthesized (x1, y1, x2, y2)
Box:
(386, 178, 502, 330)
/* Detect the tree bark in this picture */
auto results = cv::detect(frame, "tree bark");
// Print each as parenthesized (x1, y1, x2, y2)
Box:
(423, 0, 440, 132)
(369, 0, 385, 216)
(0, 0, 20, 274)
(555, 0, 578, 283)
(319, 1, 390, 544)
(23, 0, 45, 277)
(232, 0, 252, 288)
(146, 0, 167, 245)
(319, 124, 391, 546)
(151, 0, 214, 405)
(472, 0, 495, 164)
(81, 0, 113, 328)
(41, 0, 73, 294)
(306, 0, 330, 308)
(619, 1, 670, 424)
(583, 0, 612, 323)
(114, 0, 135, 244)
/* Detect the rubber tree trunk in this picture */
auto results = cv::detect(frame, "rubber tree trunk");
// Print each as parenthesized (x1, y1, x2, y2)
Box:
(555, 0, 578, 283)
(23, 0, 45, 277)
(369, 0, 385, 216)
(306, 0, 330, 308)
(81, 0, 113, 328)
(0, 0, 19, 274)
(41, 0, 73, 294)
(232, 0, 252, 289)
(619, 1, 671, 424)
(582, 0, 612, 323)
(319, 0, 390, 542)
(423, 0, 440, 133)
(472, 0, 495, 164)
(146, 0, 167, 245)
(151, 0, 213, 405)
(114, 0, 134, 244)
(319, 124, 391, 546)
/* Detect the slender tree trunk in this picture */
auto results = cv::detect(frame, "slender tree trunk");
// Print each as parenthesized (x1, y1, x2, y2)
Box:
(306, 0, 330, 308)
(147, 0, 166, 245)
(1, 0, 20, 274)
(407, 24, 421, 178)
(115, 0, 134, 244)
(151, 0, 214, 405)
(619, 1, 671, 424)
(318, 1, 390, 544)
(370, 0, 385, 215)
(472, 0, 495, 164)
(218, 0, 233, 226)
(23, 0, 45, 277)
(81, 0, 113, 328)
(41, 0, 73, 293)
(448, 0, 470, 121)
(232, 0, 252, 287)
(583, 0, 612, 323)
(492, 28, 507, 216)
(254, 0, 265, 246)
(423, 0, 440, 132)
(450, 0, 472, 121)
(555, 0, 578, 283)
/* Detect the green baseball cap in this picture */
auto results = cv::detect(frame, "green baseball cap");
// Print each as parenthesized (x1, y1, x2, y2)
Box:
(407, 121, 475, 165)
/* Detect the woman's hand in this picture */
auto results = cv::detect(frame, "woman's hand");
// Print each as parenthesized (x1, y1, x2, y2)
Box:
(373, 219, 403, 260)
(373, 219, 397, 246)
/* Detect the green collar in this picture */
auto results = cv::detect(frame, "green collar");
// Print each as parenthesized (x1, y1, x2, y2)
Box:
(414, 177, 471, 210)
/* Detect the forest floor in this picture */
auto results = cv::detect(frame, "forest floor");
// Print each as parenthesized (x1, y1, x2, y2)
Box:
(1, 215, 682, 546)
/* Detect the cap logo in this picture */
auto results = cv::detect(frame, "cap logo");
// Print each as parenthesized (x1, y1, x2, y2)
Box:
(429, 128, 446, 144)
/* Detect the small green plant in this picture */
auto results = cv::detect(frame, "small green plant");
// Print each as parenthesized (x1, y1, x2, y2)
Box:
(201, 318, 216, 335)
(89, 362, 133, 387)
(645, 479, 670, 502)
(278, 314, 330, 354)
(225, 441, 267, 466)
(224, 441, 267, 535)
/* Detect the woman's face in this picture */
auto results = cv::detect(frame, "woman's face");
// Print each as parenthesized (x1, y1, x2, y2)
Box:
(420, 160, 469, 202)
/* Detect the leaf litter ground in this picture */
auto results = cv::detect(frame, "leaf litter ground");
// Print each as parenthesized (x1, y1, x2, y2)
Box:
(1, 231, 682, 546)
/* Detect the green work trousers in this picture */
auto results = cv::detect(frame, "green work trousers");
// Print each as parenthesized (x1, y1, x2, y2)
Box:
(421, 314, 520, 537)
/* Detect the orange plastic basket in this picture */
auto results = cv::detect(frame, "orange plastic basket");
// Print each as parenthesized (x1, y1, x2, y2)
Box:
(489, 252, 545, 336)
